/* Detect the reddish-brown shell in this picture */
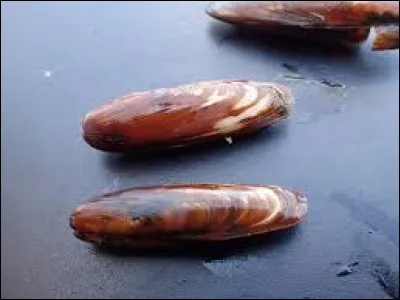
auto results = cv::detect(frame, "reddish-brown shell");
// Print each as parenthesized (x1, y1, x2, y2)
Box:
(206, 1, 399, 45)
(372, 26, 399, 50)
(82, 80, 294, 152)
(70, 184, 308, 248)
(207, 1, 399, 28)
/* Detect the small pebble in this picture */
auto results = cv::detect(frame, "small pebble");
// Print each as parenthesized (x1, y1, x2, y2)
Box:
(336, 262, 359, 277)
(337, 266, 353, 277)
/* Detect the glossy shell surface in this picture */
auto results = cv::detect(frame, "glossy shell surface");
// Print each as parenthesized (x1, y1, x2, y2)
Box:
(207, 1, 399, 28)
(207, 1, 399, 45)
(70, 184, 308, 248)
(82, 80, 294, 152)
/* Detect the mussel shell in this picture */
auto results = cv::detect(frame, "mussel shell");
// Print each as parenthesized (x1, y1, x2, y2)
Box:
(70, 184, 308, 248)
(372, 25, 399, 50)
(82, 80, 293, 152)
(207, 1, 399, 29)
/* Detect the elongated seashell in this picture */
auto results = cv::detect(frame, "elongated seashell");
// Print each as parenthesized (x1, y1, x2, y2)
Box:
(82, 80, 293, 152)
(207, 1, 399, 45)
(207, 1, 399, 28)
(372, 25, 399, 50)
(70, 184, 308, 248)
